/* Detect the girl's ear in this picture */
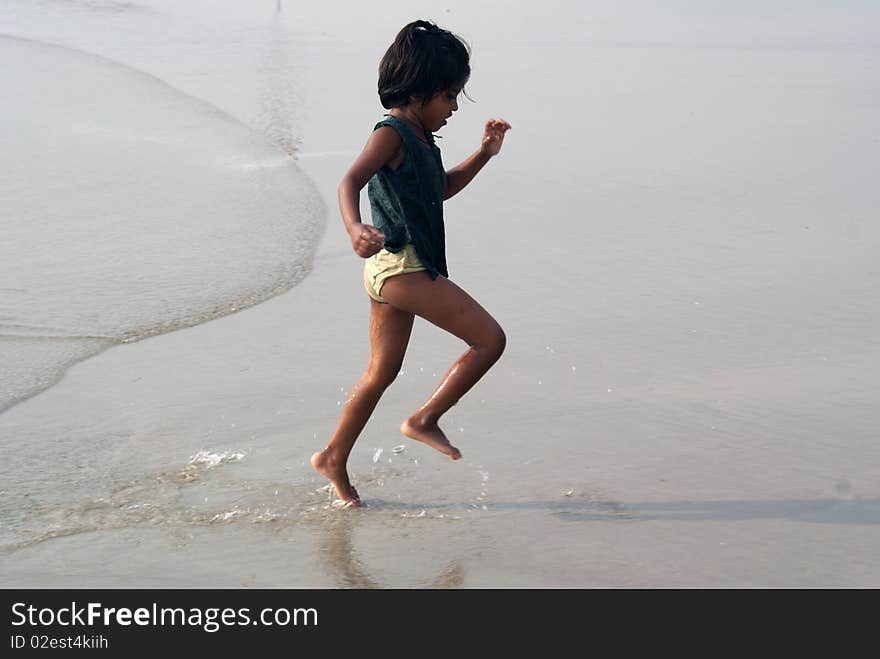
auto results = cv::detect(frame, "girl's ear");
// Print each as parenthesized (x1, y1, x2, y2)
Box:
(409, 92, 432, 108)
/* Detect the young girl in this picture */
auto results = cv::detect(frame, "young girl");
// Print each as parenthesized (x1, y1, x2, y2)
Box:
(311, 20, 511, 507)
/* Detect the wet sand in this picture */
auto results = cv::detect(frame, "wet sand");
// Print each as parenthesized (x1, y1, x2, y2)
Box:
(2, 2, 879, 587)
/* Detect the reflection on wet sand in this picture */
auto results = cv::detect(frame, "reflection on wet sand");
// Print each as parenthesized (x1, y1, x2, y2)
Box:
(316, 515, 465, 588)
(258, 1, 303, 156)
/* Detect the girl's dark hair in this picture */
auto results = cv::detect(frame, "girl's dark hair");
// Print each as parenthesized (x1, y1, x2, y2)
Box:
(378, 20, 470, 109)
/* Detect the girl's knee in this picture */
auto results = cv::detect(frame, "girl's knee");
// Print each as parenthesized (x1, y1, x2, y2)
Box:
(479, 323, 505, 361)
(491, 325, 506, 360)
(366, 362, 403, 391)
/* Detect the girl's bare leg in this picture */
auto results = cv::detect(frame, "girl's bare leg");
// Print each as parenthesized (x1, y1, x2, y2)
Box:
(311, 299, 414, 505)
(379, 272, 506, 459)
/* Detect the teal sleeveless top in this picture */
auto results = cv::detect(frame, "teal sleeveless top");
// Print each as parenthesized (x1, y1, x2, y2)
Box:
(367, 115, 447, 279)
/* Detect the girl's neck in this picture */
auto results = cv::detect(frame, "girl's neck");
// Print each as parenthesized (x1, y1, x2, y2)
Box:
(389, 107, 429, 142)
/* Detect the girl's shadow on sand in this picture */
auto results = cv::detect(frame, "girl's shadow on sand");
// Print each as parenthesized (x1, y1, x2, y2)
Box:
(311, 497, 877, 587)
(548, 497, 880, 524)
(360, 496, 880, 525)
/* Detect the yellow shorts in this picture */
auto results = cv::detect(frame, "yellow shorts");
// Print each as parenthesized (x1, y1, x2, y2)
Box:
(363, 243, 427, 303)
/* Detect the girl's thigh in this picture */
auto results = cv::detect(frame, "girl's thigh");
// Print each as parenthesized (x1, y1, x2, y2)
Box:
(368, 298, 414, 369)
(379, 271, 502, 346)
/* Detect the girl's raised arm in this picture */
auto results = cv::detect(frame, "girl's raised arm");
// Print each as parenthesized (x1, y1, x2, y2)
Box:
(338, 127, 401, 257)
(443, 119, 511, 200)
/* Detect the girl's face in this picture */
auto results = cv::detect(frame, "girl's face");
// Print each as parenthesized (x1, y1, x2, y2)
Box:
(419, 86, 461, 131)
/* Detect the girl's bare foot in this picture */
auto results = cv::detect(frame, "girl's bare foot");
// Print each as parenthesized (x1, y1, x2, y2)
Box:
(311, 448, 363, 507)
(400, 416, 462, 460)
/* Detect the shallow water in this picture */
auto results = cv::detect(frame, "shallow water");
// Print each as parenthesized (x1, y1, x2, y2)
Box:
(0, 9, 325, 413)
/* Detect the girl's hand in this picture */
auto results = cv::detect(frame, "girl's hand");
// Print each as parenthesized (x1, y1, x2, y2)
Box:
(349, 223, 385, 258)
(480, 118, 512, 158)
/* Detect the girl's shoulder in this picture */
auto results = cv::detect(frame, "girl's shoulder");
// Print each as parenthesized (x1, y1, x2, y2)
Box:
(368, 119, 406, 172)
(373, 114, 407, 137)
(374, 114, 435, 147)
